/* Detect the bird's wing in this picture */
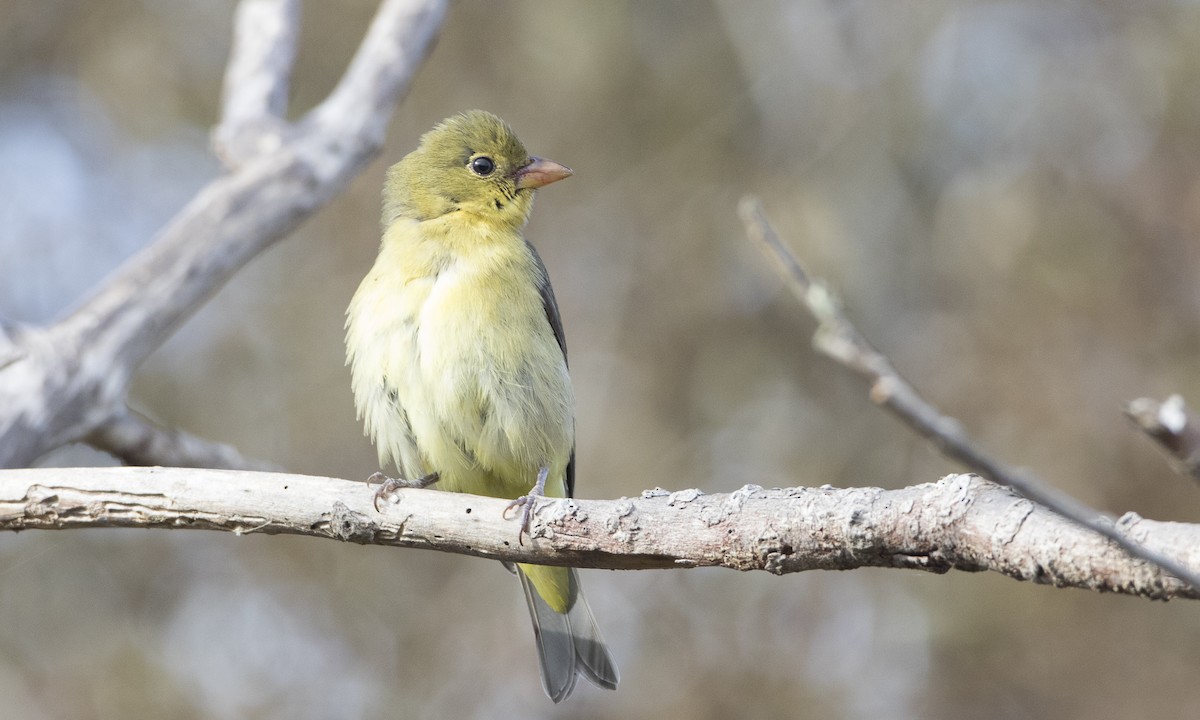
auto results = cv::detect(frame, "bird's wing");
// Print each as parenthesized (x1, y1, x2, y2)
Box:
(525, 239, 575, 498)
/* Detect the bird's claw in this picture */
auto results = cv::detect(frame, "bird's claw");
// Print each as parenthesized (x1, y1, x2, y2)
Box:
(369, 471, 439, 512)
(503, 467, 550, 545)
(371, 473, 404, 512)
(503, 494, 539, 545)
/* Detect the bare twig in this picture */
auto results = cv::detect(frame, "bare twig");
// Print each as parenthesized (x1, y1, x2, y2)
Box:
(1127, 395, 1200, 481)
(304, 0, 444, 144)
(213, 0, 301, 164)
(738, 195, 1200, 590)
(0, 467, 1195, 600)
(0, 0, 447, 468)
(87, 408, 282, 471)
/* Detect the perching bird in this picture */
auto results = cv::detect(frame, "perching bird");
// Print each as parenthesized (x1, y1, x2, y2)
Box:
(345, 110, 619, 702)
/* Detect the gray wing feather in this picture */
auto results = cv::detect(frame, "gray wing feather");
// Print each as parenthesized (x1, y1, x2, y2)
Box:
(524, 239, 576, 498)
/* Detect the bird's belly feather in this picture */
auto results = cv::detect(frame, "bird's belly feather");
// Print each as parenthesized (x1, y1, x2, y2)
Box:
(347, 242, 572, 500)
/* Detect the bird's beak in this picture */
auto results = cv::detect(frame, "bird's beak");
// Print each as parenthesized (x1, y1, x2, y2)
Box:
(513, 157, 573, 190)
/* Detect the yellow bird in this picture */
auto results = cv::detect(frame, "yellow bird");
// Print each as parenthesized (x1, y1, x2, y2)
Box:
(345, 110, 619, 702)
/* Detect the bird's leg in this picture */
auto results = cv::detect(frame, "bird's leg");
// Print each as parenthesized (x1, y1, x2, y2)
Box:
(503, 466, 549, 545)
(368, 471, 439, 512)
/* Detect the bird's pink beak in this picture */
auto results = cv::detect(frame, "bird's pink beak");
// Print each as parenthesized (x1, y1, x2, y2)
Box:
(513, 156, 573, 190)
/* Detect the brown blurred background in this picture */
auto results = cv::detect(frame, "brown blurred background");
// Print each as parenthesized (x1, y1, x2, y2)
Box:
(3, 1, 1200, 717)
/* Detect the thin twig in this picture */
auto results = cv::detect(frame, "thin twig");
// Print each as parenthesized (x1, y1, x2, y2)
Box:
(737, 195, 1200, 590)
(1127, 395, 1200, 482)
(87, 408, 282, 471)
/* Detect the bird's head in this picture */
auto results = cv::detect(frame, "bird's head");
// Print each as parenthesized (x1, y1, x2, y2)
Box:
(384, 110, 572, 231)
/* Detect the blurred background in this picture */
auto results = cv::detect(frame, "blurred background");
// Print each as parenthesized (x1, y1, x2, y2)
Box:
(3, 1, 1200, 717)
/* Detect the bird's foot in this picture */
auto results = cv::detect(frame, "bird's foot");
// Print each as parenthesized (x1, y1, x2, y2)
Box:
(502, 466, 550, 545)
(368, 471, 439, 512)
(503, 495, 537, 544)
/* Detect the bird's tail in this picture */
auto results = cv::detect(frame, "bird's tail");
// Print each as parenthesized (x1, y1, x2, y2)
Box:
(517, 565, 619, 702)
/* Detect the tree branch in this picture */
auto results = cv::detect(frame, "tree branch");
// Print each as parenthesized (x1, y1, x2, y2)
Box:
(87, 408, 282, 471)
(0, 0, 447, 469)
(0, 467, 1195, 601)
(738, 196, 1200, 590)
(303, 0, 444, 144)
(213, 0, 300, 165)
(1127, 395, 1200, 482)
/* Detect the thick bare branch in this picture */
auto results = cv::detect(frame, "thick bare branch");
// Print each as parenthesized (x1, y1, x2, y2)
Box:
(304, 0, 446, 145)
(738, 196, 1200, 590)
(0, 467, 1194, 601)
(1127, 395, 1200, 482)
(0, 0, 447, 468)
(213, 0, 301, 165)
(87, 408, 282, 471)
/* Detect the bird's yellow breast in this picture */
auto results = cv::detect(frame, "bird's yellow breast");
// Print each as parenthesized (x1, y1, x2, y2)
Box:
(346, 215, 573, 500)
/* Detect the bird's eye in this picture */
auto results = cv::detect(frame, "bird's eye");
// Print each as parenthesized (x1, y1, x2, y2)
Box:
(469, 156, 496, 176)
